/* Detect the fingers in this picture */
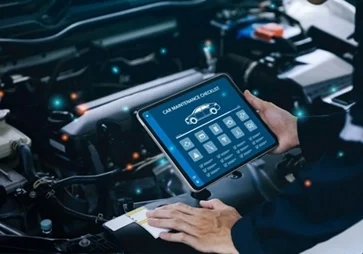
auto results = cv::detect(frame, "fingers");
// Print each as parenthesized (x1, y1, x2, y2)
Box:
(200, 199, 226, 210)
(162, 202, 198, 215)
(148, 218, 195, 233)
(244, 90, 266, 111)
(159, 232, 198, 247)
(147, 207, 191, 220)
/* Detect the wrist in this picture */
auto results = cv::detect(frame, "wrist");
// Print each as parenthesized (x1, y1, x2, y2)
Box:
(226, 230, 239, 254)
(289, 116, 299, 149)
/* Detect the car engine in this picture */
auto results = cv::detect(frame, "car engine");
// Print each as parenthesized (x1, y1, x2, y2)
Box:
(0, 0, 356, 252)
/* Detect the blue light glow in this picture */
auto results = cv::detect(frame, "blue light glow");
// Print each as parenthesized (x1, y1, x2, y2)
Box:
(111, 66, 120, 75)
(123, 106, 129, 112)
(221, 92, 228, 97)
(160, 48, 168, 55)
(337, 151, 344, 158)
(51, 96, 64, 109)
(158, 158, 168, 166)
(203, 45, 214, 53)
(331, 86, 338, 93)
(135, 188, 142, 195)
(252, 89, 260, 96)
(294, 108, 306, 119)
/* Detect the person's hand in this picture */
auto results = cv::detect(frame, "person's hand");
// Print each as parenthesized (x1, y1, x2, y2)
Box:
(147, 199, 241, 254)
(244, 90, 299, 154)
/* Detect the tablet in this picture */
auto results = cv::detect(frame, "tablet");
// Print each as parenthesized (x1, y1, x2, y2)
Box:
(137, 74, 278, 192)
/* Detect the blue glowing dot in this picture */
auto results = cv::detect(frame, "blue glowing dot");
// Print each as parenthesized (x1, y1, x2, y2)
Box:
(221, 92, 227, 97)
(159, 158, 168, 166)
(252, 89, 260, 96)
(203, 45, 214, 53)
(294, 109, 305, 118)
(51, 97, 63, 109)
(337, 151, 344, 158)
(160, 48, 168, 55)
(331, 87, 338, 93)
(123, 106, 129, 112)
(135, 188, 142, 195)
(111, 66, 120, 75)
(169, 146, 175, 151)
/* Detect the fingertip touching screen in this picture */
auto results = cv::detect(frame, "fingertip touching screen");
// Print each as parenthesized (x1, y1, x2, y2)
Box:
(139, 74, 277, 191)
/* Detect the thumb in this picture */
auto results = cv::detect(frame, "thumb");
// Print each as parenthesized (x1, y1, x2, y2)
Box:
(244, 90, 265, 111)
(200, 199, 226, 210)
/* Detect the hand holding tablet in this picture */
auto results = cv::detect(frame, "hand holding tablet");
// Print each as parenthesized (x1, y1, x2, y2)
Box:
(137, 74, 278, 192)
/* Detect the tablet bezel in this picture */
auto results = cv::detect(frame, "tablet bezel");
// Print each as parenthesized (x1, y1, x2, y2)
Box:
(137, 74, 278, 192)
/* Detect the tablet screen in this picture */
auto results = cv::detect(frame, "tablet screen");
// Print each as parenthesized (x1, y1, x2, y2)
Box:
(138, 74, 278, 191)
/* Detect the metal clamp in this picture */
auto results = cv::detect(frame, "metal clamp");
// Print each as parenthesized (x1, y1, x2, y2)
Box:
(45, 190, 55, 199)
(95, 213, 104, 224)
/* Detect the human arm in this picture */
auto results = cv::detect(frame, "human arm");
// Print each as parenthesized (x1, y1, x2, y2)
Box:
(243, 90, 346, 162)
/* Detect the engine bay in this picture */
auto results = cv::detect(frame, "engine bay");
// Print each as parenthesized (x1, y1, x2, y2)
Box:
(0, 0, 356, 252)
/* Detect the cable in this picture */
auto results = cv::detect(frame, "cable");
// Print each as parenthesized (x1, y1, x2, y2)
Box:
(52, 197, 107, 223)
(16, 143, 39, 182)
(0, 222, 25, 236)
(52, 153, 165, 189)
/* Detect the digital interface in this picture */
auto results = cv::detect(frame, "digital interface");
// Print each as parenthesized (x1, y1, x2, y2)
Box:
(140, 75, 277, 190)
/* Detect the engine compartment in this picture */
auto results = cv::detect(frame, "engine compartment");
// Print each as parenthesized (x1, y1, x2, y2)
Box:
(0, 0, 356, 252)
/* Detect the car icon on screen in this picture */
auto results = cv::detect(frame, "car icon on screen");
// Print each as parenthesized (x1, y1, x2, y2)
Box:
(185, 103, 221, 125)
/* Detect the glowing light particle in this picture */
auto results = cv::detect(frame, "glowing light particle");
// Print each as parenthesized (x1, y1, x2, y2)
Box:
(135, 188, 142, 195)
(61, 134, 69, 142)
(0, 90, 4, 98)
(331, 87, 338, 93)
(337, 151, 345, 158)
(252, 89, 259, 96)
(221, 92, 227, 97)
(126, 163, 133, 171)
(51, 97, 63, 109)
(294, 108, 306, 119)
(111, 66, 120, 75)
(70, 92, 78, 100)
(132, 152, 140, 160)
(304, 179, 312, 188)
(205, 40, 212, 46)
(122, 106, 129, 112)
(159, 158, 168, 166)
(160, 48, 168, 55)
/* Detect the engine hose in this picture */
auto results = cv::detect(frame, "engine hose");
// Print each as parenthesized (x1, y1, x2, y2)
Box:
(16, 143, 39, 182)
(0, 222, 25, 236)
(53, 197, 107, 223)
(52, 154, 165, 189)
(52, 169, 119, 189)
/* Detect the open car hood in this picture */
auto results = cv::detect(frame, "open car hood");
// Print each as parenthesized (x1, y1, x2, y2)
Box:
(0, 0, 209, 42)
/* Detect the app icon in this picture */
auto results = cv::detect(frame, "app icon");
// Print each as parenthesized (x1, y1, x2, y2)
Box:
(195, 130, 209, 143)
(203, 141, 218, 154)
(217, 134, 231, 146)
(244, 120, 257, 132)
(223, 116, 236, 128)
(236, 110, 249, 121)
(209, 123, 223, 135)
(179, 137, 195, 151)
(231, 127, 245, 139)
(188, 149, 204, 162)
